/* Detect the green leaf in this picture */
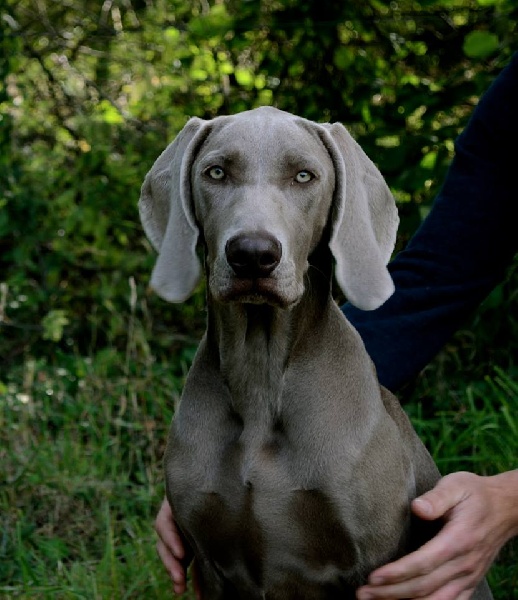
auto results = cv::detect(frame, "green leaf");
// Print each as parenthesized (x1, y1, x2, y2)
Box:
(463, 31, 499, 58)
(96, 100, 124, 125)
(420, 150, 437, 170)
(333, 47, 353, 70)
(235, 68, 254, 87)
(42, 310, 69, 342)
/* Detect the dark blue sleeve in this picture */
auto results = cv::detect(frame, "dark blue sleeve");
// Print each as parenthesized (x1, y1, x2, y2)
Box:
(343, 53, 518, 393)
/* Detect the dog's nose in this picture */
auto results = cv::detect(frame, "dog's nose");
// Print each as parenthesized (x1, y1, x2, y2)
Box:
(225, 232, 282, 278)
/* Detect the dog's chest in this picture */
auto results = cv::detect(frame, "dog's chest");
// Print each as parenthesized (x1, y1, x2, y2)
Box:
(165, 374, 362, 597)
(167, 411, 358, 597)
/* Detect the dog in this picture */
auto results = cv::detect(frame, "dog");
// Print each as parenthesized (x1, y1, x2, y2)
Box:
(139, 107, 493, 599)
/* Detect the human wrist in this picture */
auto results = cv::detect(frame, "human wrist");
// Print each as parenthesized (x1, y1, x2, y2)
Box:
(488, 469, 518, 540)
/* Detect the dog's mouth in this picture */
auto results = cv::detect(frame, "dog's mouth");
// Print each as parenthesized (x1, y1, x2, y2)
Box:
(219, 277, 297, 308)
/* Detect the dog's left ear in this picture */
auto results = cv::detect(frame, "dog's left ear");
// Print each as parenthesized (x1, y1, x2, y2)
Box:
(319, 123, 399, 311)
(139, 117, 209, 303)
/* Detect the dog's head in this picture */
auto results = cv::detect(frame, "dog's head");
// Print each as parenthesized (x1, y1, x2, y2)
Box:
(139, 107, 398, 311)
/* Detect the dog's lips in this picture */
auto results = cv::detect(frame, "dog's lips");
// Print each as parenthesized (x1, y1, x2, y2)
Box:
(222, 277, 295, 307)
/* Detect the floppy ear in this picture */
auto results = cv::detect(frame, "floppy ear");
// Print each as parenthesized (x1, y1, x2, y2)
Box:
(319, 123, 399, 311)
(138, 117, 208, 303)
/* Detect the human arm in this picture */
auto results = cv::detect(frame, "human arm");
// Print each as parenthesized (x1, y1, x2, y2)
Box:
(348, 53, 518, 598)
(344, 52, 518, 393)
(356, 470, 518, 599)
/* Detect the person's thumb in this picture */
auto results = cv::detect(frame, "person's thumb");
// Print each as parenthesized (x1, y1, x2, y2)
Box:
(412, 472, 469, 521)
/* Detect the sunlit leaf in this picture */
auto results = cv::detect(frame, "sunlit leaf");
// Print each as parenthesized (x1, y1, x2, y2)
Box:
(420, 150, 437, 169)
(96, 100, 124, 125)
(235, 68, 254, 87)
(463, 31, 499, 58)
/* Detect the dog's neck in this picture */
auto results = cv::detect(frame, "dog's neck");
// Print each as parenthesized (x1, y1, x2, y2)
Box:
(206, 246, 333, 426)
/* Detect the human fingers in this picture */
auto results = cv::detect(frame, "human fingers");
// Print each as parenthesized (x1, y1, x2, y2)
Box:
(155, 497, 187, 560)
(361, 516, 470, 587)
(154, 497, 194, 595)
(157, 537, 188, 595)
(357, 580, 475, 600)
(411, 472, 473, 521)
(356, 551, 481, 599)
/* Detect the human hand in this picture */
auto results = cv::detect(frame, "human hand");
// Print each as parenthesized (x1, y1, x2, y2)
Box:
(357, 470, 518, 599)
(155, 497, 201, 598)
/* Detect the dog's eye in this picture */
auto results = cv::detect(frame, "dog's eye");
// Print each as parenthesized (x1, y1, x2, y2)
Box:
(295, 170, 314, 184)
(205, 166, 226, 181)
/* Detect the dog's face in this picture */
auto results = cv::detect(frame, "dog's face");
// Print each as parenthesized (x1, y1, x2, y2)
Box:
(191, 109, 336, 307)
(139, 106, 398, 311)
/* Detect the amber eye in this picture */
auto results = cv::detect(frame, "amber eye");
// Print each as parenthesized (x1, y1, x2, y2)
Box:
(295, 170, 314, 183)
(205, 166, 226, 180)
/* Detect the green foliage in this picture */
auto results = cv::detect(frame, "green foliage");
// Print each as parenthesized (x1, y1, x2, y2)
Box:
(463, 30, 500, 57)
(1, 0, 518, 596)
(1, 0, 517, 363)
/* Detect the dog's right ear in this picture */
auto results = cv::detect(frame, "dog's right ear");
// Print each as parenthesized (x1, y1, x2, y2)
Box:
(139, 117, 208, 303)
(318, 123, 399, 311)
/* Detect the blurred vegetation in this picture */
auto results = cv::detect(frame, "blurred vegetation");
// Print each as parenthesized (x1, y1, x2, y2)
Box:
(1, 0, 517, 597)
(2, 0, 517, 365)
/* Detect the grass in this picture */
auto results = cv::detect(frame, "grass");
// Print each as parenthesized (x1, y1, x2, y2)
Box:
(1, 308, 517, 599)
(0, 351, 196, 599)
(409, 367, 518, 596)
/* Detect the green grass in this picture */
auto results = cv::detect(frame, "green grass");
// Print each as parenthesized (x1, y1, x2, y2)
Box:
(1, 344, 517, 598)
(408, 367, 518, 596)
(0, 352, 196, 599)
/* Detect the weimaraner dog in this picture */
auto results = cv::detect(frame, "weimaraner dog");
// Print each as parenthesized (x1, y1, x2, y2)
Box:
(139, 107, 493, 599)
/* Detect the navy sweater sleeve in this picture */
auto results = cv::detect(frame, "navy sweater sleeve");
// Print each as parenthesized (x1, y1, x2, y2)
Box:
(343, 53, 518, 393)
